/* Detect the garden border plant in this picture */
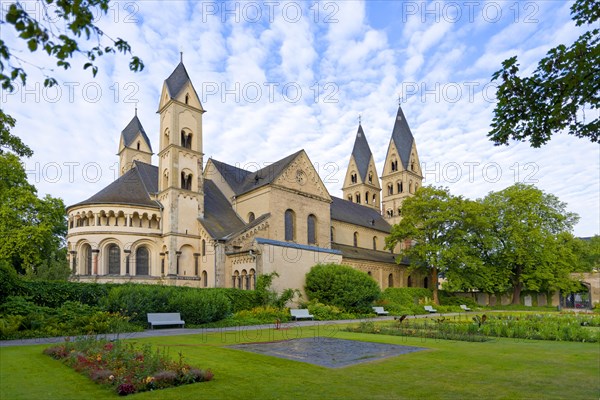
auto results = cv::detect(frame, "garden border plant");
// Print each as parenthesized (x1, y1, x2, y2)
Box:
(43, 337, 213, 396)
(348, 312, 600, 343)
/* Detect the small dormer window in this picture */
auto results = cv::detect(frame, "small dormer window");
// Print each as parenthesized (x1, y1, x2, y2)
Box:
(185, 94, 189, 104)
(391, 159, 398, 172)
(137, 141, 140, 150)
(350, 173, 357, 184)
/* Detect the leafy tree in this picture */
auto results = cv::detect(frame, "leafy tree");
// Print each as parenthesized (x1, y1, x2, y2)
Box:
(1, 0, 144, 91)
(482, 184, 580, 303)
(571, 235, 600, 272)
(385, 187, 481, 305)
(488, 0, 599, 146)
(1, 0, 144, 154)
(1, 1, 144, 279)
(0, 112, 32, 157)
(304, 263, 381, 312)
(0, 153, 68, 277)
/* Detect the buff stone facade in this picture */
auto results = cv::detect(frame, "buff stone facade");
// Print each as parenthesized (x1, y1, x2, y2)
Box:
(66, 62, 425, 295)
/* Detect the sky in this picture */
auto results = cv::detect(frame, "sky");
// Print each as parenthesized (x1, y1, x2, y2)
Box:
(3, 0, 599, 237)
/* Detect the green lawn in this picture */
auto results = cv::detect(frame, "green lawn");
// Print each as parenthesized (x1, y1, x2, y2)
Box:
(1, 324, 599, 399)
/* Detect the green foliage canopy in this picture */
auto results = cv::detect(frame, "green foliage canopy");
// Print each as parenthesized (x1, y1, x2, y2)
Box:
(385, 186, 481, 304)
(482, 184, 580, 303)
(387, 184, 581, 304)
(0, 153, 68, 277)
(1, 0, 144, 91)
(488, 0, 599, 146)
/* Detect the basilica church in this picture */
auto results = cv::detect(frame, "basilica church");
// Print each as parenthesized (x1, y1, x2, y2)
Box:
(66, 62, 425, 294)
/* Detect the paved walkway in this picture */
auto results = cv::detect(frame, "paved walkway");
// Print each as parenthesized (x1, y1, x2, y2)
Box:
(0, 312, 467, 347)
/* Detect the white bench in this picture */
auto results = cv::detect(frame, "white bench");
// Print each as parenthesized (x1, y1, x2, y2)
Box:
(460, 304, 472, 311)
(147, 313, 185, 329)
(290, 309, 314, 320)
(424, 305, 437, 313)
(372, 306, 389, 316)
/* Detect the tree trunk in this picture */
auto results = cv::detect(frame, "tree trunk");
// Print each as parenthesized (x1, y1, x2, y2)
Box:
(512, 265, 522, 305)
(432, 266, 439, 305)
(512, 282, 523, 305)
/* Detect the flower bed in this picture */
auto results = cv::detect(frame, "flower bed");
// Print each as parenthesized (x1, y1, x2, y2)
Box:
(348, 313, 600, 343)
(43, 337, 213, 396)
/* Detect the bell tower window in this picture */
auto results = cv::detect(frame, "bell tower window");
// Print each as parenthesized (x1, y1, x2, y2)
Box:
(180, 130, 192, 149)
(181, 172, 193, 190)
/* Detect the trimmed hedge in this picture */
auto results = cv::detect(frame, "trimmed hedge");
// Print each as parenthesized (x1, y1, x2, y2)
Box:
(101, 284, 259, 325)
(21, 281, 111, 308)
(381, 287, 433, 306)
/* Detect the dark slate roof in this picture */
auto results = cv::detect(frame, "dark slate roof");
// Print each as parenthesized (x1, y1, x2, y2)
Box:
(351, 124, 373, 182)
(209, 159, 253, 194)
(223, 213, 271, 240)
(121, 115, 152, 152)
(70, 161, 159, 209)
(164, 62, 201, 104)
(134, 161, 159, 194)
(390, 106, 415, 170)
(210, 150, 303, 196)
(255, 238, 342, 255)
(330, 196, 391, 233)
(201, 179, 246, 239)
(332, 242, 407, 265)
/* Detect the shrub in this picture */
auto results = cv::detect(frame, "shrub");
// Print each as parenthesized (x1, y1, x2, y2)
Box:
(234, 306, 291, 323)
(381, 288, 433, 307)
(168, 289, 231, 324)
(438, 292, 478, 308)
(20, 281, 110, 307)
(305, 300, 356, 320)
(221, 288, 261, 312)
(102, 284, 174, 323)
(0, 296, 51, 315)
(0, 261, 24, 303)
(305, 263, 381, 312)
(103, 285, 234, 325)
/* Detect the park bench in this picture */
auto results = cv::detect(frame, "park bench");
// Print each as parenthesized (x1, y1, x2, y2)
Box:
(372, 306, 389, 316)
(147, 313, 185, 329)
(290, 309, 314, 320)
(460, 304, 472, 312)
(424, 305, 437, 313)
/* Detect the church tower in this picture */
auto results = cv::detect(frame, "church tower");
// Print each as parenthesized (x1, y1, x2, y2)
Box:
(381, 105, 423, 225)
(157, 60, 205, 275)
(342, 123, 381, 211)
(117, 112, 152, 175)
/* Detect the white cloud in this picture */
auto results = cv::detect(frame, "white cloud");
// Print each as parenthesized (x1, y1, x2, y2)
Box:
(3, 0, 597, 237)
